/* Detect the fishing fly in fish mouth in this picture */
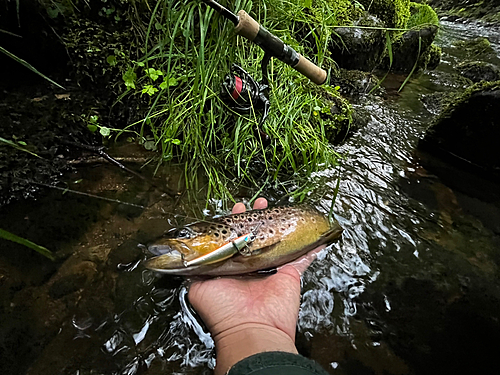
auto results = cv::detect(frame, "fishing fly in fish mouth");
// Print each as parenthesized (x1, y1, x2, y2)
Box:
(144, 204, 343, 276)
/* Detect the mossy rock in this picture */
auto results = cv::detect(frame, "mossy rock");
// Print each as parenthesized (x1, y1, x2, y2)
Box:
(329, 13, 387, 71)
(357, 0, 411, 28)
(384, 25, 439, 73)
(330, 68, 381, 96)
(454, 37, 497, 60)
(427, 44, 442, 70)
(428, 0, 500, 23)
(312, 86, 353, 143)
(457, 61, 500, 83)
(407, 2, 440, 28)
(419, 81, 500, 181)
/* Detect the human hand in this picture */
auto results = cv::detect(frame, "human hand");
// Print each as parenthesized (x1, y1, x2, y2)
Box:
(188, 198, 324, 375)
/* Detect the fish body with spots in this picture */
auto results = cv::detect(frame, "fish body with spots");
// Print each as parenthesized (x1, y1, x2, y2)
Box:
(144, 205, 343, 276)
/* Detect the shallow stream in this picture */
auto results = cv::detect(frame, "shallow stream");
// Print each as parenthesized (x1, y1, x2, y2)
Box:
(1, 19, 500, 375)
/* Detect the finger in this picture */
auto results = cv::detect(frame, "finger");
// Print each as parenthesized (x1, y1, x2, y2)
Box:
(278, 245, 325, 277)
(232, 202, 246, 214)
(253, 197, 268, 210)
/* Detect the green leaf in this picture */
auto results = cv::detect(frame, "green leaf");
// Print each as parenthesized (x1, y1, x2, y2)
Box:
(0, 136, 40, 158)
(171, 139, 181, 145)
(159, 77, 178, 90)
(18, 140, 27, 146)
(87, 124, 98, 132)
(144, 140, 156, 150)
(123, 68, 136, 89)
(100, 127, 111, 137)
(141, 84, 158, 96)
(0, 228, 55, 260)
(146, 68, 163, 81)
(106, 55, 117, 66)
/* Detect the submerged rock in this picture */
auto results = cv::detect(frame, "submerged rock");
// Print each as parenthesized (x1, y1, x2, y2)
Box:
(457, 61, 500, 82)
(419, 81, 500, 181)
(454, 37, 497, 61)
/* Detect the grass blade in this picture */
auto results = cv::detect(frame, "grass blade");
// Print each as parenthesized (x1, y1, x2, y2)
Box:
(0, 46, 65, 89)
(0, 136, 41, 158)
(398, 35, 421, 92)
(0, 228, 55, 261)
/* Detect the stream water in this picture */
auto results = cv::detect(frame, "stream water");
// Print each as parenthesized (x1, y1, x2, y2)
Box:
(1, 19, 500, 375)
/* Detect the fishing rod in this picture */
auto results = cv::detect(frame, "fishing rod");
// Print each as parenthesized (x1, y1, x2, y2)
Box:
(203, 0, 327, 85)
(202, 0, 328, 142)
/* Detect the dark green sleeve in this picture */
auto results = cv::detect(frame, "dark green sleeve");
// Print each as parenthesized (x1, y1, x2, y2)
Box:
(227, 351, 330, 375)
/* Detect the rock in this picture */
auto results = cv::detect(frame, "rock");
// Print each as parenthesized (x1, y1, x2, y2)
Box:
(386, 25, 440, 73)
(457, 61, 500, 82)
(357, 0, 411, 29)
(330, 13, 387, 71)
(47, 261, 97, 299)
(428, 0, 500, 23)
(454, 37, 497, 61)
(427, 44, 442, 70)
(419, 81, 500, 182)
(330, 69, 382, 97)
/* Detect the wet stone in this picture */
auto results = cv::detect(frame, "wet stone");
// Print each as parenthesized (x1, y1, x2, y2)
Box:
(49, 273, 88, 299)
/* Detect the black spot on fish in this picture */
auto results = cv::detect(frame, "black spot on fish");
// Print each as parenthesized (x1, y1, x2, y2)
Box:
(214, 232, 219, 237)
(248, 218, 253, 222)
(269, 229, 274, 234)
(222, 229, 228, 234)
(218, 224, 223, 228)
(268, 216, 273, 220)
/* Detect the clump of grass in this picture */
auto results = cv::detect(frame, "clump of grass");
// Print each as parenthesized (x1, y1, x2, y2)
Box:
(117, 0, 352, 204)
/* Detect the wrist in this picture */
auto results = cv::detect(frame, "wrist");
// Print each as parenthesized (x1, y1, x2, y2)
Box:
(213, 323, 297, 375)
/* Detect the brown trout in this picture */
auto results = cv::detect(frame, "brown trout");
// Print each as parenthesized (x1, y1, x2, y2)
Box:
(144, 205, 343, 276)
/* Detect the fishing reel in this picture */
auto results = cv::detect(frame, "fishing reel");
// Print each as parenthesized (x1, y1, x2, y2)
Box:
(220, 61, 271, 144)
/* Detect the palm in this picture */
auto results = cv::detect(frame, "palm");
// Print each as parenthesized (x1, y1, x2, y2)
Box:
(188, 265, 301, 341)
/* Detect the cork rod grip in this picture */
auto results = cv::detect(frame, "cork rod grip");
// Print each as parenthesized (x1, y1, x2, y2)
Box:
(293, 54, 328, 85)
(234, 10, 259, 41)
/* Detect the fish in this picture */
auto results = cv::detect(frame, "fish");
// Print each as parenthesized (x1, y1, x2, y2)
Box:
(144, 205, 343, 276)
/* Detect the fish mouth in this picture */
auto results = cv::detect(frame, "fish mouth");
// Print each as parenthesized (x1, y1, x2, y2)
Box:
(147, 239, 190, 256)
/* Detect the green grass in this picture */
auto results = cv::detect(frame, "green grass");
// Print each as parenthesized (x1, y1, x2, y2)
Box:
(118, 0, 353, 205)
(0, 228, 55, 260)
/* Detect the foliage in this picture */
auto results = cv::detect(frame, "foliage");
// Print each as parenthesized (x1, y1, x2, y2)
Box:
(106, 0, 354, 202)
(0, 228, 55, 260)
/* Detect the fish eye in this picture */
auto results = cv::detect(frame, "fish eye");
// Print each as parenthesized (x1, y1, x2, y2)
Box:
(168, 227, 193, 239)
